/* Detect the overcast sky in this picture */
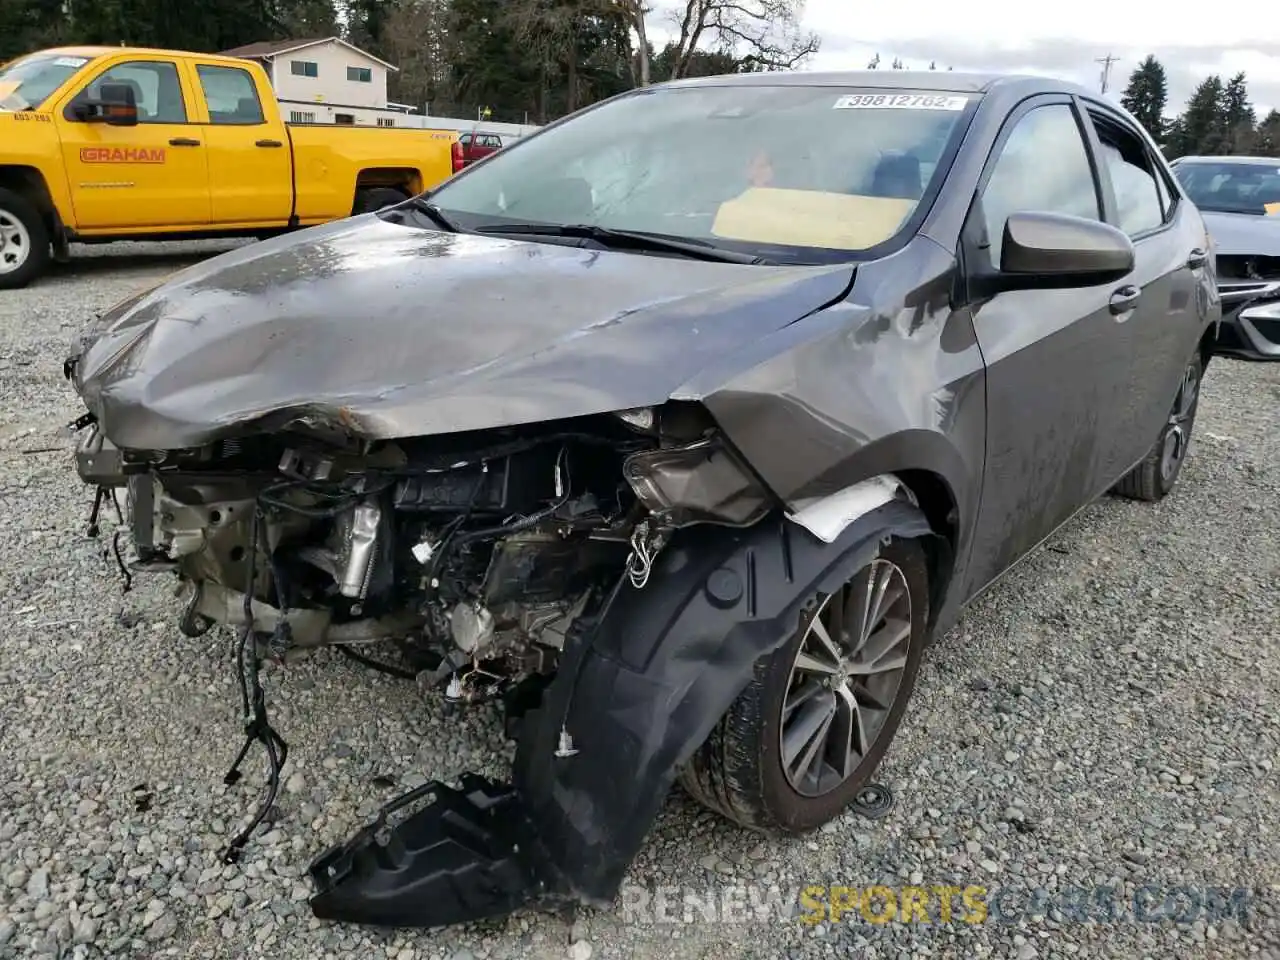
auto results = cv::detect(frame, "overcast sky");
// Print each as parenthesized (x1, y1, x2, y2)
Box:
(654, 0, 1280, 116)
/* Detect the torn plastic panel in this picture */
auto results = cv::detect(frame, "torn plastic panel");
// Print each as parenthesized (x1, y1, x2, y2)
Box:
(308, 499, 934, 924)
(309, 774, 545, 927)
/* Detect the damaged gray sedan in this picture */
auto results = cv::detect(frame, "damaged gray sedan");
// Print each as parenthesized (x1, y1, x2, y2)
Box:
(64, 71, 1219, 928)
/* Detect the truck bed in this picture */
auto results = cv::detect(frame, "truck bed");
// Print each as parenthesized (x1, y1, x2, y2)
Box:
(288, 125, 459, 222)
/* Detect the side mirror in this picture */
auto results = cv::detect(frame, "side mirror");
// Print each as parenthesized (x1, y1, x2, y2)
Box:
(998, 211, 1134, 288)
(77, 83, 139, 126)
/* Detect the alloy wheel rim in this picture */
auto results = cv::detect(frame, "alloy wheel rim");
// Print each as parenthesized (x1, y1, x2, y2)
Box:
(0, 208, 31, 275)
(1160, 361, 1200, 482)
(780, 558, 913, 797)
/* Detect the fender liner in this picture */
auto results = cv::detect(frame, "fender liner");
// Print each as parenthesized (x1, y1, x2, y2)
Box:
(513, 499, 935, 902)
(307, 500, 935, 926)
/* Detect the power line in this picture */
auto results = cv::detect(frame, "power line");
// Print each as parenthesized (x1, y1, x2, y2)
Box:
(1096, 54, 1120, 94)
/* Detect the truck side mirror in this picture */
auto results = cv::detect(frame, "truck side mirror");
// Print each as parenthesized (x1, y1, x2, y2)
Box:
(76, 82, 139, 126)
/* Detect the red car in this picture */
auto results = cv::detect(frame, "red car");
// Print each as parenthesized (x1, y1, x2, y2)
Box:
(452, 131, 503, 171)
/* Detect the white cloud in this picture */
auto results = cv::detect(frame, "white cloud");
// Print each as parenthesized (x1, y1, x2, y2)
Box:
(645, 0, 1280, 114)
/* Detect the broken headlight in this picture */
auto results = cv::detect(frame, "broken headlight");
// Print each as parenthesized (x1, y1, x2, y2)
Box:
(622, 436, 772, 528)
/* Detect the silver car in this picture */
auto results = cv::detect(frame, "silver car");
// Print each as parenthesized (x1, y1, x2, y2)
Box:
(1171, 155, 1280, 360)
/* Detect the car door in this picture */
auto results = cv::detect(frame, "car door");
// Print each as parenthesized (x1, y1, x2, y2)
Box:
(189, 61, 293, 226)
(1078, 101, 1208, 469)
(961, 95, 1140, 597)
(56, 57, 210, 230)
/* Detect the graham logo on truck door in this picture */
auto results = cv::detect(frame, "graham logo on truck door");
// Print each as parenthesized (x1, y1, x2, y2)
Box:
(79, 147, 167, 164)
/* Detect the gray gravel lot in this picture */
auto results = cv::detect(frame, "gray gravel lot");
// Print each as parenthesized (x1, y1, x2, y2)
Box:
(1, 241, 1278, 960)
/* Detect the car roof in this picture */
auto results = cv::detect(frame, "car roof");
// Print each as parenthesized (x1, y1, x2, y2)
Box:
(658, 69, 1098, 99)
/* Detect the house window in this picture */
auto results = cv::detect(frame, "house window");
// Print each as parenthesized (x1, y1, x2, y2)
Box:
(289, 110, 316, 124)
(334, 113, 355, 125)
(377, 117, 395, 128)
(290, 60, 318, 78)
(347, 66, 373, 83)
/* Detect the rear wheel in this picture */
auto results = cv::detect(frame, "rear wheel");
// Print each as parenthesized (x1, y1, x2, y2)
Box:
(352, 187, 409, 216)
(0, 188, 50, 291)
(1112, 352, 1202, 502)
(679, 537, 930, 833)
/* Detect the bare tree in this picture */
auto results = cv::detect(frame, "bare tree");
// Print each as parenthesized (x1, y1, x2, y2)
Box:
(384, 0, 451, 114)
(504, 0, 628, 113)
(657, 0, 820, 81)
(604, 0, 650, 86)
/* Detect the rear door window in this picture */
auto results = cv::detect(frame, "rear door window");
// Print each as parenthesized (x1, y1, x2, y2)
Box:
(196, 65, 264, 125)
(1088, 112, 1169, 237)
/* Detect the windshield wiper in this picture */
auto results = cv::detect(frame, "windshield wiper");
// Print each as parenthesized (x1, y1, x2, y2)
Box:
(404, 197, 462, 232)
(474, 222, 767, 264)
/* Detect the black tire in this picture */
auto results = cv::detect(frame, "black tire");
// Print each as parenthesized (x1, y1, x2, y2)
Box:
(351, 187, 409, 216)
(678, 536, 931, 833)
(1112, 351, 1202, 502)
(0, 188, 51, 291)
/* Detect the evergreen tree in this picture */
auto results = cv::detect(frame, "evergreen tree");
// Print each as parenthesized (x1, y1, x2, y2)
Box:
(343, 0, 394, 59)
(60, 0, 284, 52)
(279, 0, 339, 37)
(1220, 72, 1256, 153)
(1255, 110, 1280, 158)
(1170, 75, 1226, 157)
(1119, 55, 1167, 143)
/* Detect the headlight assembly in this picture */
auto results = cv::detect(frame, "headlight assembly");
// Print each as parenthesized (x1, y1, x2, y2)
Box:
(623, 435, 772, 528)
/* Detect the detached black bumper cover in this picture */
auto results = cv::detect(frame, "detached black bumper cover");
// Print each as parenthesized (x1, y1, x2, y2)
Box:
(309, 774, 549, 927)
(308, 502, 934, 928)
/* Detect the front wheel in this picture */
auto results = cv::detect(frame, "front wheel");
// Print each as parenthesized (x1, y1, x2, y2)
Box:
(1112, 352, 1202, 502)
(678, 537, 930, 833)
(0, 188, 50, 291)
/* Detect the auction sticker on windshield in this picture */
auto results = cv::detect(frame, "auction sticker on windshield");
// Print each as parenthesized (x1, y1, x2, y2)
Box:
(834, 94, 968, 110)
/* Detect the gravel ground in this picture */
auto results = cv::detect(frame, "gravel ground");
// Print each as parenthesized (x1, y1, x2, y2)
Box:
(1, 241, 1278, 960)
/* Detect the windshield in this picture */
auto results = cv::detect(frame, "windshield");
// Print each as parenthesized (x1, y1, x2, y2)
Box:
(0, 53, 93, 110)
(426, 85, 975, 263)
(1173, 160, 1280, 216)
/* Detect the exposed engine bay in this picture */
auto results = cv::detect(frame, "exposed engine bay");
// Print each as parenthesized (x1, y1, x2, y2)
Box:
(74, 401, 776, 861)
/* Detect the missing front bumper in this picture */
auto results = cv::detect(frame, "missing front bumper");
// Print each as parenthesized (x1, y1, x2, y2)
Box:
(308, 774, 553, 927)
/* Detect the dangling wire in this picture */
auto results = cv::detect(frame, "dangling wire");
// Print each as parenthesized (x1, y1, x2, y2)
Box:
(626, 520, 656, 589)
(220, 504, 290, 865)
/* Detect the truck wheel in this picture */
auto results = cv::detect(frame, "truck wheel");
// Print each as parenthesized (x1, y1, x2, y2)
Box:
(1111, 351, 1201, 502)
(678, 536, 930, 833)
(0, 188, 50, 291)
(352, 187, 408, 216)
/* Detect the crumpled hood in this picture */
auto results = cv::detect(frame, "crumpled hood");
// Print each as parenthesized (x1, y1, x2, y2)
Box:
(71, 215, 856, 449)
(1201, 209, 1280, 257)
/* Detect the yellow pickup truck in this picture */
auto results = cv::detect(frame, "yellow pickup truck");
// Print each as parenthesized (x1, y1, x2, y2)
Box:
(0, 46, 461, 288)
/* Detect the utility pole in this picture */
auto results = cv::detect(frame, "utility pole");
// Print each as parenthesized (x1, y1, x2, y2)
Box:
(1096, 54, 1119, 94)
